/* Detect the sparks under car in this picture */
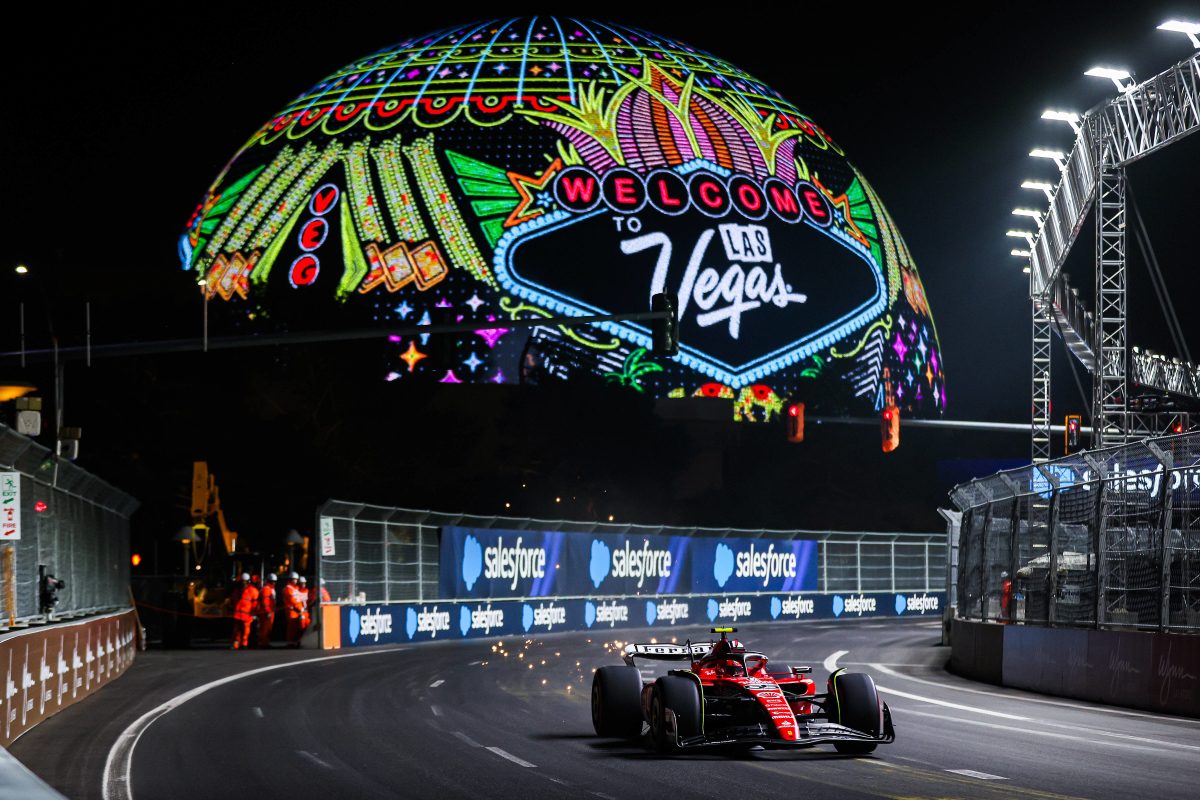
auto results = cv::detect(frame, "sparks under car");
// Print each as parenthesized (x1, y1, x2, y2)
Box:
(591, 628, 895, 753)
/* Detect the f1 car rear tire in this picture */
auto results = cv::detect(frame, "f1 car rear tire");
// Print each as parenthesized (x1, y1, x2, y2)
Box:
(829, 671, 881, 754)
(649, 675, 701, 753)
(591, 666, 644, 738)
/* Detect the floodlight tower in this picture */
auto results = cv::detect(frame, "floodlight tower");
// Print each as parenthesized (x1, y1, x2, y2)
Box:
(1018, 20, 1200, 461)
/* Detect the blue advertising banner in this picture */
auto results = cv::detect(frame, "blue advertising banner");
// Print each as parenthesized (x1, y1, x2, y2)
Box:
(333, 591, 945, 648)
(689, 538, 818, 594)
(440, 527, 819, 600)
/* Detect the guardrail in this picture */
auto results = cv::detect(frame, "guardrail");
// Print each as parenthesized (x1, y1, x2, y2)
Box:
(0, 424, 137, 629)
(950, 431, 1200, 632)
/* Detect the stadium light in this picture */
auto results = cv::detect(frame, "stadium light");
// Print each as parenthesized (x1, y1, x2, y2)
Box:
(1007, 230, 1035, 245)
(1159, 20, 1200, 49)
(1012, 208, 1044, 224)
(1010, 248, 1031, 257)
(1085, 66, 1133, 92)
(1041, 109, 1081, 133)
(1022, 180, 1055, 200)
(1030, 148, 1067, 170)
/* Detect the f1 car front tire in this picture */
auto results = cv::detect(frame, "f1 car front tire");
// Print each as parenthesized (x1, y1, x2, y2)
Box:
(649, 675, 701, 753)
(829, 671, 882, 754)
(591, 666, 644, 738)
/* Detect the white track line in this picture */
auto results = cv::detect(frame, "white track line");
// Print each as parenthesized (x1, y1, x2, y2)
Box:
(296, 751, 334, 770)
(823, 650, 848, 672)
(430, 705, 443, 717)
(946, 769, 1007, 780)
(869, 663, 1200, 724)
(430, 679, 445, 688)
(102, 647, 405, 800)
(898, 708, 1185, 755)
(877, 686, 1030, 720)
(251, 707, 263, 718)
(453, 731, 483, 747)
(486, 746, 536, 768)
(884, 683, 1200, 753)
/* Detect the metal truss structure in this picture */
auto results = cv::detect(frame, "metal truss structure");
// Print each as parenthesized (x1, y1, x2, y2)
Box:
(1026, 50, 1200, 461)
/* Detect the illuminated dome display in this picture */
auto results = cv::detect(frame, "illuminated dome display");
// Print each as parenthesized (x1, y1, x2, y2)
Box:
(181, 18, 944, 420)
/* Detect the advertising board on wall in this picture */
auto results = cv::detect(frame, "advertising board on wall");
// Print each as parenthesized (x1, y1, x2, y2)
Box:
(324, 591, 944, 649)
(439, 526, 818, 600)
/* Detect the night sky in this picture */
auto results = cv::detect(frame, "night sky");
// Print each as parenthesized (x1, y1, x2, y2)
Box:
(3, 3, 1198, 555)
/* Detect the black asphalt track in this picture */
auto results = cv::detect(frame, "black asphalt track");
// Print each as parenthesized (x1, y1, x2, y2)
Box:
(11, 618, 1200, 799)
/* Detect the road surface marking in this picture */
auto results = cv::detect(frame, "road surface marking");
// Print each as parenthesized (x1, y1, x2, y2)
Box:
(877, 686, 1030, 720)
(297, 751, 333, 769)
(251, 706, 263, 718)
(823, 650, 848, 672)
(592, 793, 617, 799)
(430, 679, 445, 688)
(869, 663, 1200, 725)
(468, 660, 483, 666)
(431, 705, 443, 717)
(486, 746, 537, 768)
(102, 646, 407, 800)
(899, 708, 1188, 755)
(453, 731, 483, 747)
(947, 769, 1008, 780)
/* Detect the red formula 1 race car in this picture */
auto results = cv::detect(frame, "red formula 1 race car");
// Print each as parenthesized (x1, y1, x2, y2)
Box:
(591, 627, 894, 754)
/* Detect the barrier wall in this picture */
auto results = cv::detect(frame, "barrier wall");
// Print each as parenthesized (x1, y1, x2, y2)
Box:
(320, 590, 945, 649)
(0, 609, 138, 747)
(950, 618, 1200, 717)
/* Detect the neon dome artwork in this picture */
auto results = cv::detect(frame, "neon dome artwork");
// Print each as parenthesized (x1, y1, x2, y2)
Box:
(181, 17, 944, 420)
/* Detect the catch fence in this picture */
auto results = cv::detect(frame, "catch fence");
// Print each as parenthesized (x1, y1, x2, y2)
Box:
(315, 501, 944, 604)
(0, 423, 138, 628)
(950, 431, 1200, 631)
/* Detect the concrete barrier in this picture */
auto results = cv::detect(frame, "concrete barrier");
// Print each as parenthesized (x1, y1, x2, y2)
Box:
(0, 609, 138, 748)
(951, 618, 1200, 717)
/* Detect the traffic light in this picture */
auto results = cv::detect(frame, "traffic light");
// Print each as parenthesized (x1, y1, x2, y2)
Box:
(785, 402, 805, 443)
(881, 407, 900, 453)
(1065, 415, 1081, 452)
(651, 293, 678, 356)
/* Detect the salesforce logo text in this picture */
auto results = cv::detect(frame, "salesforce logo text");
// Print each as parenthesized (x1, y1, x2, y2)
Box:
(595, 601, 629, 627)
(610, 540, 672, 588)
(359, 609, 393, 642)
(483, 536, 547, 590)
(418, 607, 452, 637)
(472, 606, 504, 634)
(657, 600, 689, 623)
(719, 598, 753, 621)
(736, 543, 797, 587)
(842, 595, 877, 616)
(780, 597, 815, 617)
(906, 594, 939, 613)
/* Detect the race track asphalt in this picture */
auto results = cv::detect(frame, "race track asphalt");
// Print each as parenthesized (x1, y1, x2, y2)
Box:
(10, 617, 1200, 800)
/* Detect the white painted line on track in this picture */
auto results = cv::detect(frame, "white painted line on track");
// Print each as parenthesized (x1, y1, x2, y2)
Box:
(430, 679, 445, 688)
(592, 792, 617, 799)
(486, 746, 537, 768)
(869, 663, 1200, 724)
(877, 686, 1030, 720)
(431, 705, 443, 717)
(823, 650, 848, 672)
(947, 769, 1007, 780)
(102, 646, 407, 800)
(251, 706, 263, 718)
(897, 708, 1184, 755)
(468, 660, 483, 666)
(453, 731, 483, 747)
(297, 751, 334, 770)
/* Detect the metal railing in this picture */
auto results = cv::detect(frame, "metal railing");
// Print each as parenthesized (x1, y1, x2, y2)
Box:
(0, 424, 137, 628)
(316, 501, 944, 604)
(950, 431, 1200, 631)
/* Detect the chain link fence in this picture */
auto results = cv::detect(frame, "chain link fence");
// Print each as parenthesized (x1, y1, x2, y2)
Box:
(951, 431, 1200, 631)
(0, 424, 137, 628)
(316, 501, 944, 603)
